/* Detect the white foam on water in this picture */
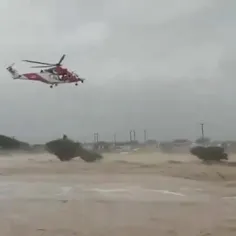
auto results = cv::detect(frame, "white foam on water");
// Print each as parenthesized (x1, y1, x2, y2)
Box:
(56, 186, 73, 196)
(222, 196, 236, 200)
(88, 188, 128, 193)
(0, 181, 212, 202)
(145, 189, 185, 196)
(86, 187, 185, 197)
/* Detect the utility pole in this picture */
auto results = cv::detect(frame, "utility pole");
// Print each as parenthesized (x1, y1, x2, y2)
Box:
(113, 133, 116, 145)
(94, 132, 99, 143)
(129, 130, 135, 142)
(144, 129, 147, 142)
(200, 123, 204, 140)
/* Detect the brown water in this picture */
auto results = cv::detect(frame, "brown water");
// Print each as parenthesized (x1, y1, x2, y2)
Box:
(0, 151, 236, 235)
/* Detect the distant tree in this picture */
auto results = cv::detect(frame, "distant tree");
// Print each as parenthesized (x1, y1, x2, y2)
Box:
(46, 136, 103, 162)
(0, 135, 29, 150)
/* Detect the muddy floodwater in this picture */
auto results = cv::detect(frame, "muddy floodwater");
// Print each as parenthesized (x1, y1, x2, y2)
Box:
(0, 151, 236, 235)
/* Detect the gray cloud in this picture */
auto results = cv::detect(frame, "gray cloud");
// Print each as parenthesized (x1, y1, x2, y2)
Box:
(0, 0, 235, 143)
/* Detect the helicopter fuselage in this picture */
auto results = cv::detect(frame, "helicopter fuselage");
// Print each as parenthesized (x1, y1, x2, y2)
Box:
(6, 65, 84, 88)
(7, 54, 85, 88)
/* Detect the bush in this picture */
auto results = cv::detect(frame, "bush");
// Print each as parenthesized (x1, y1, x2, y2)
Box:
(0, 135, 29, 150)
(190, 145, 228, 162)
(45, 137, 103, 162)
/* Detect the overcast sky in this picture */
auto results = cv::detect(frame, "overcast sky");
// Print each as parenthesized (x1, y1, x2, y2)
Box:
(0, 0, 235, 143)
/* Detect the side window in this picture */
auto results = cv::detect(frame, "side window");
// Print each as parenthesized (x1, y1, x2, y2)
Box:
(49, 74, 58, 80)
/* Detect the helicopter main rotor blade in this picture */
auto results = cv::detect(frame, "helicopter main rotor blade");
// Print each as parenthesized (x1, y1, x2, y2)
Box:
(22, 60, 55, 66)
(31, 65, 55, 68)
(57, 54, 65, 65)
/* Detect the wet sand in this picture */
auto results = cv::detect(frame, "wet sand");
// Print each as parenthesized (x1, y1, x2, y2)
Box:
(1, 151, 236, 235)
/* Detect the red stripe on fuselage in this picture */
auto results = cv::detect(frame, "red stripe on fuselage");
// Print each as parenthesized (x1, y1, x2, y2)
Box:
(22, 73, 49, 84)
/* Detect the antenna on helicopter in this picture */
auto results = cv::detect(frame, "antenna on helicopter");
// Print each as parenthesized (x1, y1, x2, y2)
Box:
(22, 54, 66, 68)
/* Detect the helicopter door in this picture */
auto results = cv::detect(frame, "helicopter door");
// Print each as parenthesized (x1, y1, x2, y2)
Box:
(49, 74, 60, 81)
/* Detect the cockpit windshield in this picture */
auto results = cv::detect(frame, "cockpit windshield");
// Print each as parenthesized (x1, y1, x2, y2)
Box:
(72, 72, 79, 77)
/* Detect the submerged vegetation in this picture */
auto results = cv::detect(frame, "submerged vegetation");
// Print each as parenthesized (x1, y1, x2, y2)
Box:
(190, 145, 228, 162)
(0, 134, 231, 163)
(0, 134, 103, 162)
(0, 135, 30, 150)
(45, 136, 103, 162)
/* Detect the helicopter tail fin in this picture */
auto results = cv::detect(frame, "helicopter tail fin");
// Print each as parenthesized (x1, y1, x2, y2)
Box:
(6, 64, 21, 79)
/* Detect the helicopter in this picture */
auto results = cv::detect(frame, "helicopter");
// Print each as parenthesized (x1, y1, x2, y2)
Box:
(6, 55, 85, 88)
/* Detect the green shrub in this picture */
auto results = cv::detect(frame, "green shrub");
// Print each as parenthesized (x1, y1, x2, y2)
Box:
(46, 137, 103, 162)
(190, 146, 228, 162)
(0, 135, 29, 150)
